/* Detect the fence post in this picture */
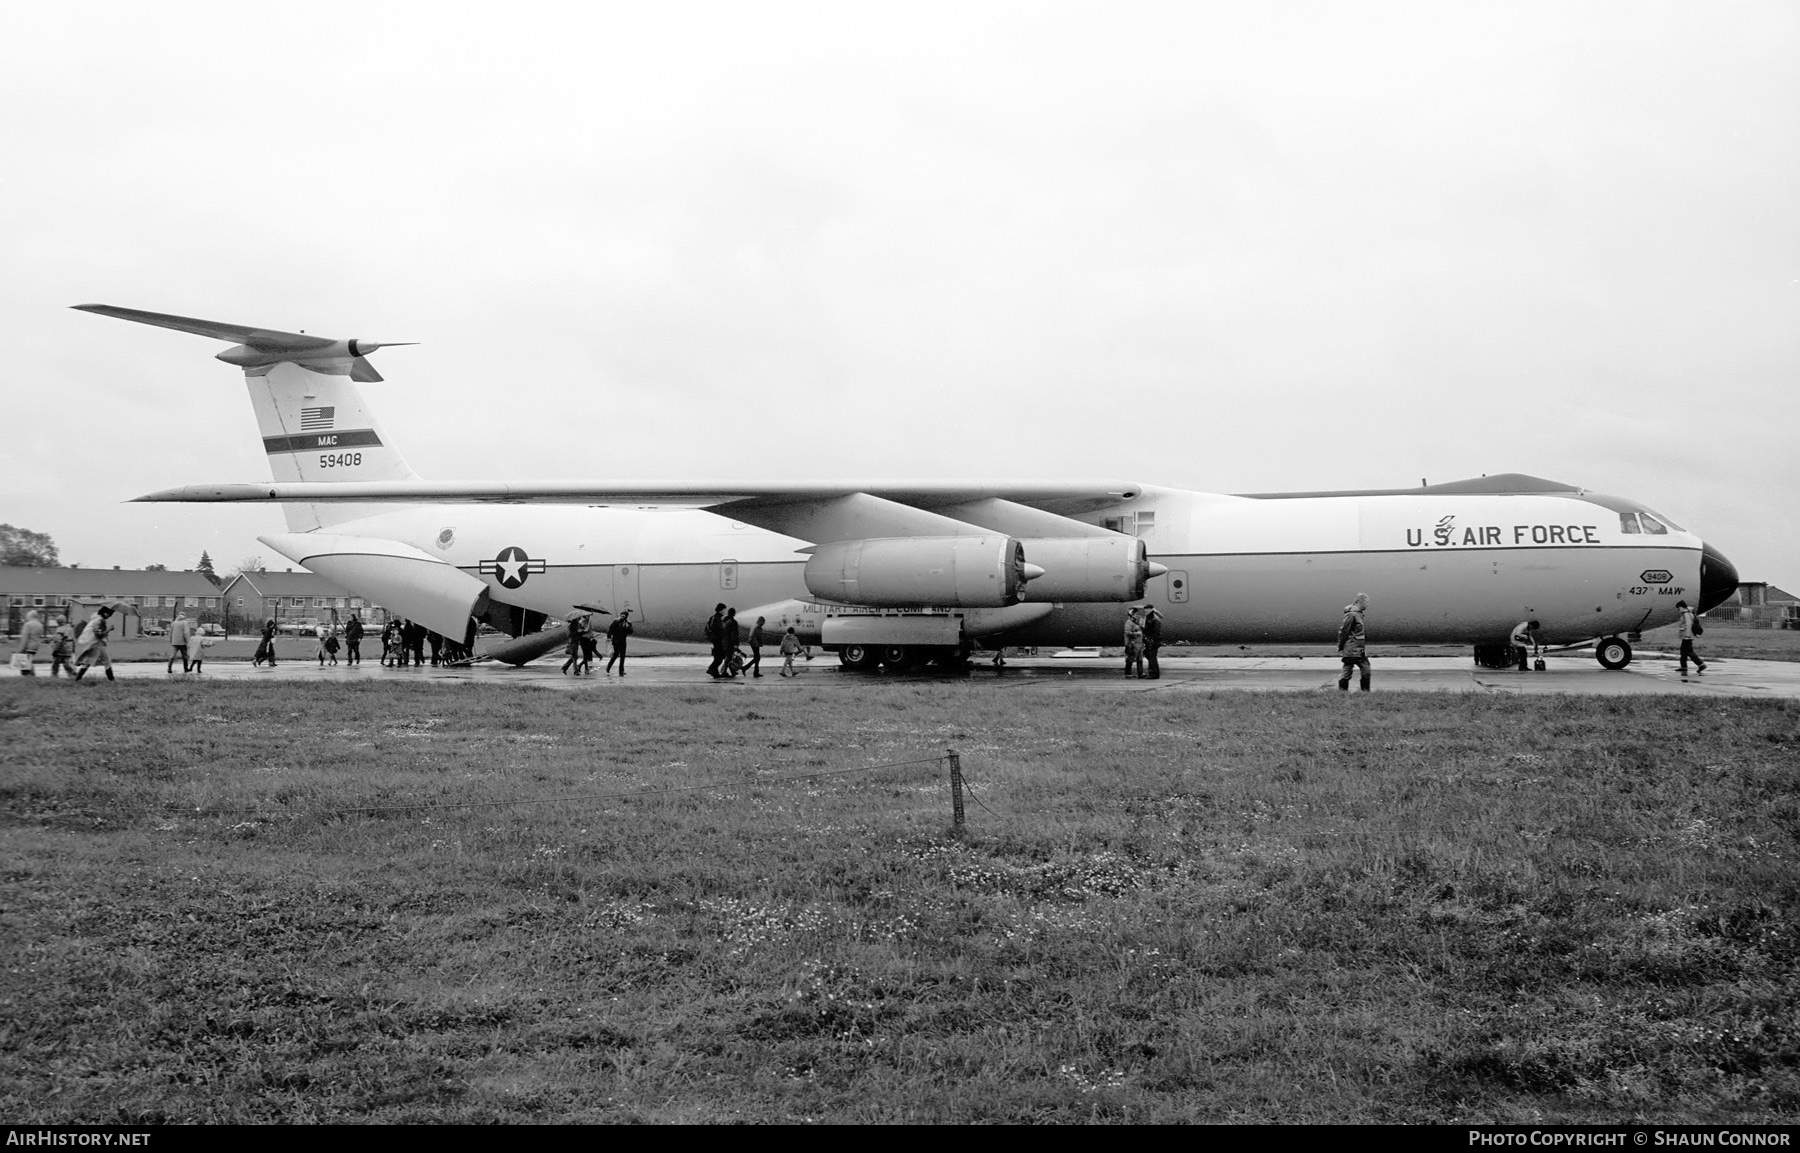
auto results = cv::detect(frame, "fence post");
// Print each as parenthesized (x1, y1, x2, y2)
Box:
(947, 748, 964, 834)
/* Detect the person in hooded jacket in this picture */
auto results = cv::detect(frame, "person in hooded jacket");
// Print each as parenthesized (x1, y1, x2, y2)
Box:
(1336, 592, 1371, 692)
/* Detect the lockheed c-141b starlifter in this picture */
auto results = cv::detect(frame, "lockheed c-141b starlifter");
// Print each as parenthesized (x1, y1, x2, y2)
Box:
(79, 304, 1739, 672)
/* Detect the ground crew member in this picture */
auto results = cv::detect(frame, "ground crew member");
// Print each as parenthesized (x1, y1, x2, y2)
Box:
(1510, 619, 1540, 672)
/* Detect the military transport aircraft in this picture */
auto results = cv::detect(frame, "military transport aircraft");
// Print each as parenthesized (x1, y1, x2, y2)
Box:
(78, 304, 1739, 671)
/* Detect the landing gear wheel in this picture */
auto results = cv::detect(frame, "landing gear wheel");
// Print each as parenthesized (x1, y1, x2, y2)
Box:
(878, 645, 916, 670)
(839, 644, 880, 672)
(1595, 636, 1632, 670)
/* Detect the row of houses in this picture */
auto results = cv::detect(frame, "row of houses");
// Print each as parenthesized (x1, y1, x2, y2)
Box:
(2, 565, 398, 637)
(1706, 581, 1800, 628)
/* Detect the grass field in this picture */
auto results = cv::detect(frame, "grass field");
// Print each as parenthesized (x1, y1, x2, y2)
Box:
(2, 680, 1795, 1123)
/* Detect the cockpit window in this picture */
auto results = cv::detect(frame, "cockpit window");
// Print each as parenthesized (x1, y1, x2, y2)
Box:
(1620, 513, 1642, 534)
(1639, 513, 1669, 535)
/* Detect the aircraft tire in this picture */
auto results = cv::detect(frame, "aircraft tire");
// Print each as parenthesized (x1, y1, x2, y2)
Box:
(1595, 636, 1632, 670)
(839, 644, 880, 672)
(878, 645, 917, 670)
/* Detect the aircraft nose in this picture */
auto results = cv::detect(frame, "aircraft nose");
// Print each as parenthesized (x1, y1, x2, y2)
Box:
(1697, 542, 1739, 614)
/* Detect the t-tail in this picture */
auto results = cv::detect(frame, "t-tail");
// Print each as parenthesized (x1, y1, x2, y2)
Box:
(73, 304, 419, 532)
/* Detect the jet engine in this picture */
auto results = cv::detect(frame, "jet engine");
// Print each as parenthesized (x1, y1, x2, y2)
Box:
(803, 536, 1042, 607)
(1015, 536, 1164, 602)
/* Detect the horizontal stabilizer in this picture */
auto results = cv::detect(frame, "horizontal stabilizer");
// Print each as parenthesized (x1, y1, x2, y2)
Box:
(74, 304, 336, 350)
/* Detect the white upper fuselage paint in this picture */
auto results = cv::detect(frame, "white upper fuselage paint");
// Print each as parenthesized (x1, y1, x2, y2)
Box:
(312, 485, 1700, 649)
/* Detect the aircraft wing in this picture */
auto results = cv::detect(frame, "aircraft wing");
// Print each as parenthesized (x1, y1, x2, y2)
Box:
(132, 479, 1151, 517)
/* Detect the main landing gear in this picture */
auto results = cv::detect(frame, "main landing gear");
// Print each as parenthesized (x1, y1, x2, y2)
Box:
(837, 643, 971, 673)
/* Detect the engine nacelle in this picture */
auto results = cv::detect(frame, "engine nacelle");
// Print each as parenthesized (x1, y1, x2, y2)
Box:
(1016, 535, 1158, 602)
(804, 535, 1030, 607)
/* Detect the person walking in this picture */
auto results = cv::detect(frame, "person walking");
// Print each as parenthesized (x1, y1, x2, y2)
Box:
(705, 603, 727, 678)
(188, 630, 209, 674)
(14, 609, 44, 676)
(748, 616, 767, 678)
(721, 608, 742, 678)
(72, 606, 117, 682)
(344, 614, 364, 666)
(165, 611, 192, 674)
(1336, 592, 1371, 692)
(1141, 605, 1163, 679)
(1510, 619, 1540, 672)
(49, 615, 75, 678)
(316, 621, 334, 666)
(560, 613, 588, 676)
(779, 626, 803, 676)
(1123, 607, 1145, 678)
(253, 617, 278, 667)
(380, 618, 399, 666)
(407, 620, 427, 668)
(605, 610, 632, 676)
(1676, 600, 1708, 679)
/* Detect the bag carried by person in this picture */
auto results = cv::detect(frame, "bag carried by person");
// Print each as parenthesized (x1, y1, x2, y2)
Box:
(9, 653, 30, 671)
(1693, 621, 1703, 635)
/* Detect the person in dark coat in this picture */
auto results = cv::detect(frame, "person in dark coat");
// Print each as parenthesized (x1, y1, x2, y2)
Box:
(605, 610, 633, 676)
(1336, 593, 1371, 691)
(747, 616, 766, 678)
(561, 613, 588, 676)
(705, 603, 727, 678)
(253, 616, 279, 667)
(721, 608, 741, 678)
(344, 614, 364, 666)
(1141, 605, 1163, 680)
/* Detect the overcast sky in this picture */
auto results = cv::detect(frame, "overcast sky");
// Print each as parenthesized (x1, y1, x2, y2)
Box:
(5, 1, 1796, 588)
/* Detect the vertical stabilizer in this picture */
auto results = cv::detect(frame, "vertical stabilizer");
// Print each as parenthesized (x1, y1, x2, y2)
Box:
(247, 360, 418, 530)
(73, 304, 419, 531)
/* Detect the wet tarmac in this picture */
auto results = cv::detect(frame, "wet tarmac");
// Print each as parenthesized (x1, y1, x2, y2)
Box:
(45, 652, 1800, 699)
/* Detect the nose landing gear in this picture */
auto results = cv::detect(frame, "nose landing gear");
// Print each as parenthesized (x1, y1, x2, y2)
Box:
(1595, 636, 1632, 670)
